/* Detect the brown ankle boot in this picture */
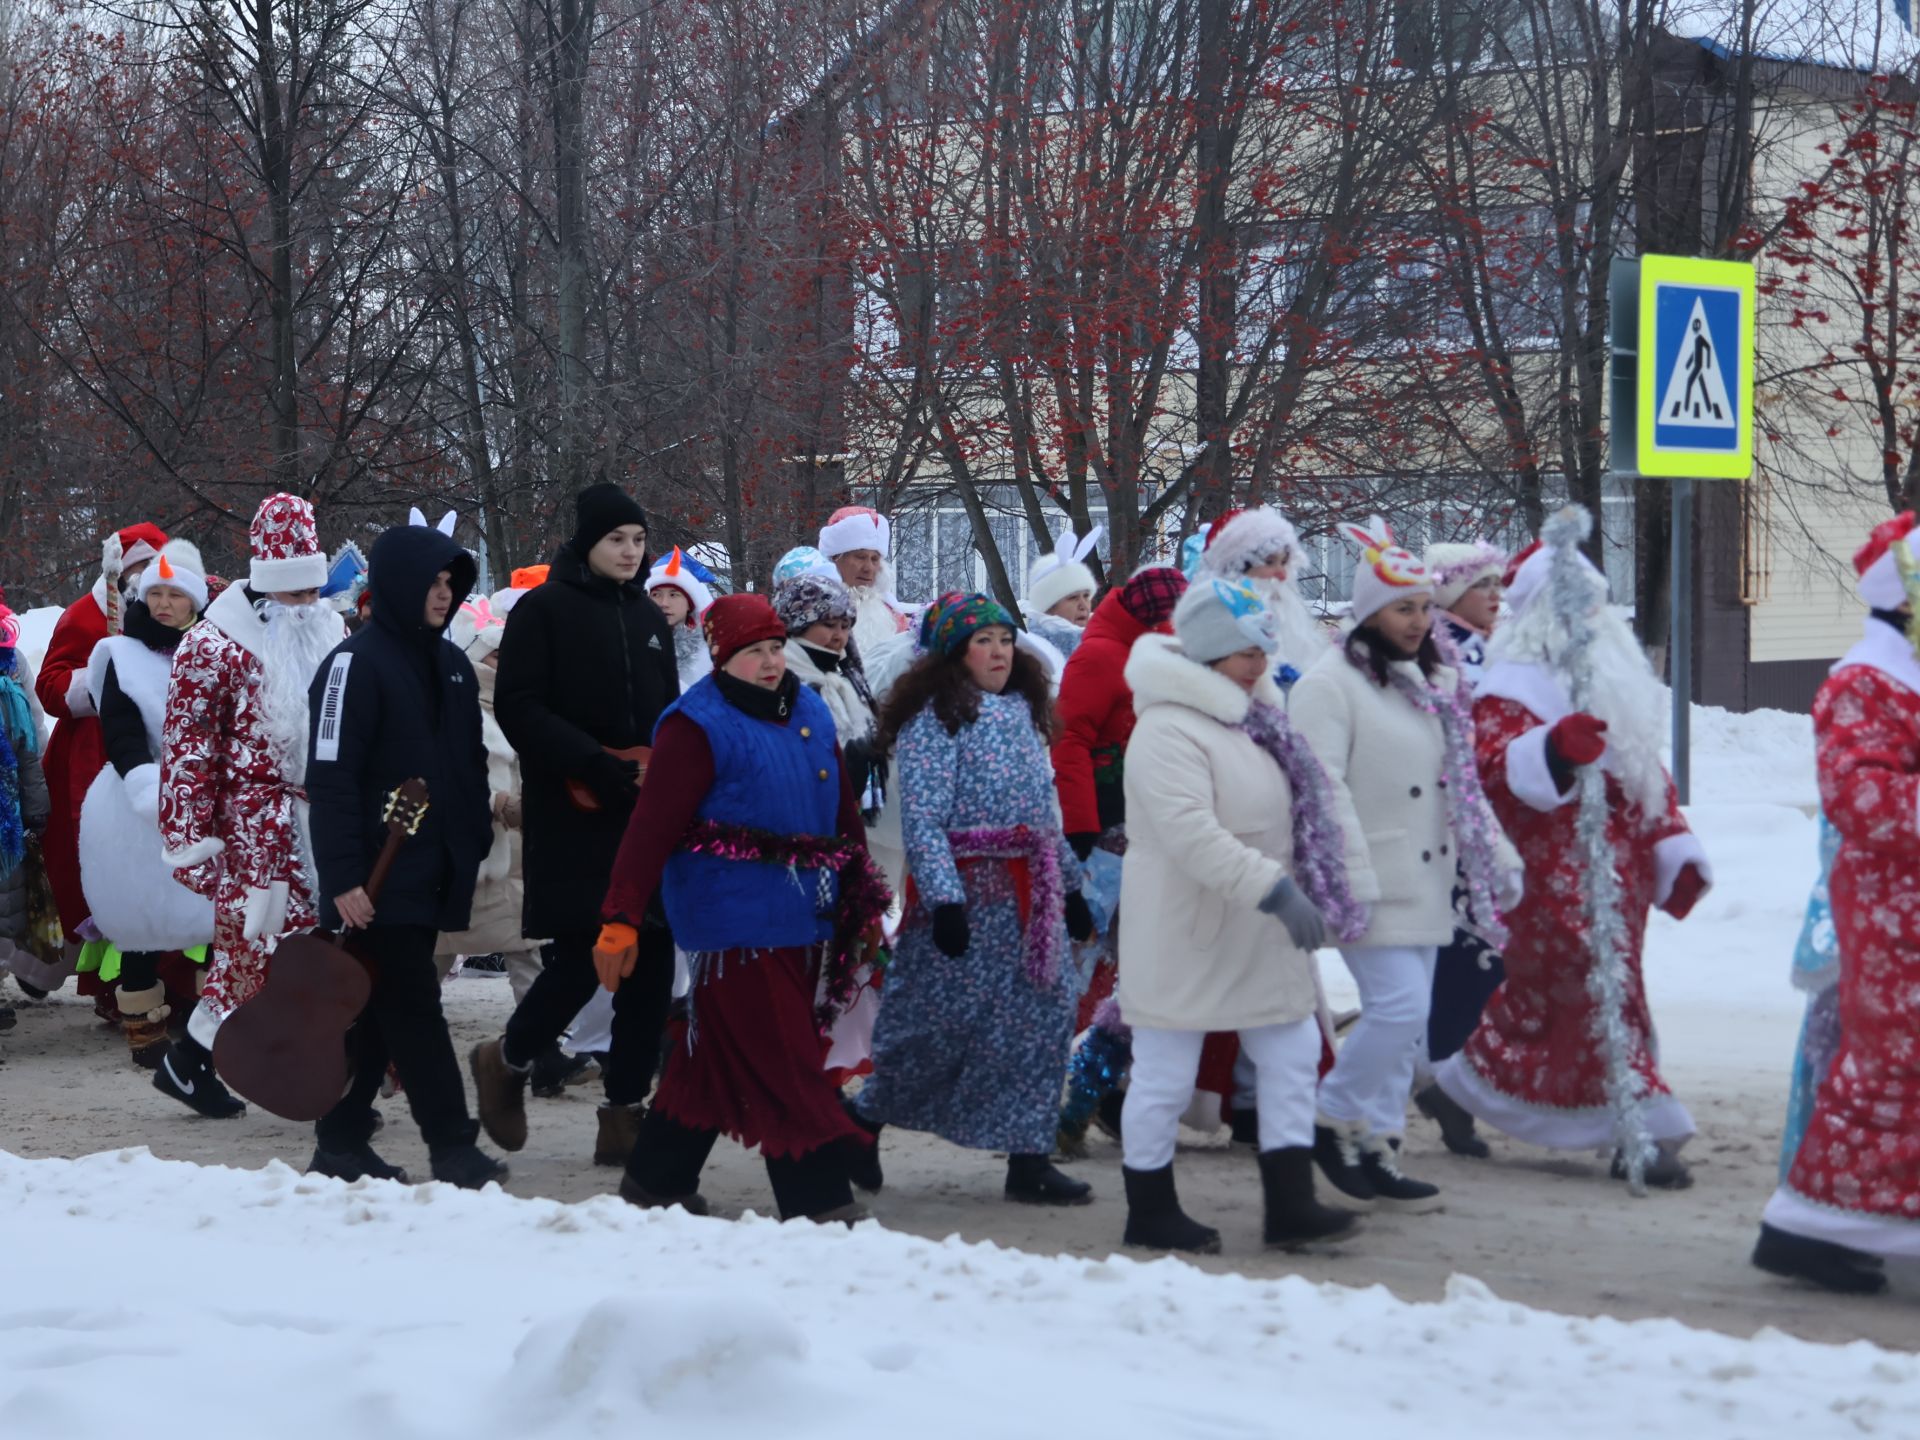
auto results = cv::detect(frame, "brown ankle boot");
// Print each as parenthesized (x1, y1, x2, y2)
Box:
(118, 985, 171, 1070)
(595, 1102, 644, 1166)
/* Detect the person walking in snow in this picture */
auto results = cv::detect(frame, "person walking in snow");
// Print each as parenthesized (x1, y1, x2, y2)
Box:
(646, 548, 715, 692)
(850, 594, 1098, 1205)
(1755, 513, 1920, 1294)
(598, 593, 888, 1222)
(1428, 534, 1708, 1190)
(78, 548, 214, 1069)
(1117, 578, 1365, 1254)
(155, 494, 347, 1119)
(471, 483, 680, 1171)
(304, 522, 505, 1189)
(1290, 519, 1520, 1214)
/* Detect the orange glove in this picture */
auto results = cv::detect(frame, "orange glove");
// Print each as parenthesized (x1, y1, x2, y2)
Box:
(594, 922, 640, 993)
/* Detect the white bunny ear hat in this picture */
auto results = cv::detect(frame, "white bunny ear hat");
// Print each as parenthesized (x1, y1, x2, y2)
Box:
(408, 506, 458, 537)
(1341, 514, 1432, 623)
(1026, 523, 1105, 616)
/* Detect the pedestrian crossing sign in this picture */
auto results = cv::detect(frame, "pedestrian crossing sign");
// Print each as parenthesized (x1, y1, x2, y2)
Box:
(1636, 254, 1755, 479)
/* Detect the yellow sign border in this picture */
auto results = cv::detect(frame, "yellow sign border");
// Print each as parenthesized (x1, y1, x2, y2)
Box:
(1635, 254, 1756, 480)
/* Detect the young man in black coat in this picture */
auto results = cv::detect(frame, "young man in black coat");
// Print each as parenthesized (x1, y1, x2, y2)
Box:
(472, 482, 682, 1167)
(305, 521, 507, 1189)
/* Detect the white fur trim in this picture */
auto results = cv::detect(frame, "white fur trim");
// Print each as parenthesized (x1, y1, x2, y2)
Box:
(1763, 1186, 1920, 1259)
(646, 560, 715, 617)
(1125, 632, 1283, 725)
(138, 558, 208, 613)
(1349, 561, 1431, 627)
(250, 552, 328, 593)
(163, 836, 226, 869)
(187, 999, 221, 1048)
(116, 982, 167, 1018)
(1026, 558, 1098, 618)
(1832, 618, 1920, 699)
(1505, 723, 1573, 813)
(1506, 544, 1605, 619)
(1652, 833, 1710, 908)
(1858, 547, 1908, 610)
(82, 768, 215, 951)
(1434, 1053, 1696, 1150)
(64, 669, 97, 719)
(205, 584, 267, 660)
(818, 509, 890, 558)
(87, 636, 172, 741)
(123, 763, 162, 824)
(1198, 507, 1298, 579)
(160, 538, 205, 574)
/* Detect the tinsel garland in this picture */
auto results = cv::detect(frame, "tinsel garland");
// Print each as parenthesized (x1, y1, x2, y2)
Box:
(1236, 701, 1371, 943)
(674, 818, 894, 1022)
(1543, 506, 1655, 1194)
(942, 823, 1066, 987)
(1057, 998, 1132, 1154)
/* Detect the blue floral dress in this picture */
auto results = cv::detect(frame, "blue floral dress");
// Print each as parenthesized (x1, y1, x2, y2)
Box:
(1780, 813, 1841, 1179)
(856, 692, 1080, 1154)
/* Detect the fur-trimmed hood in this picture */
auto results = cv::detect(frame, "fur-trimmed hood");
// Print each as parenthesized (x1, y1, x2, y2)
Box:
(1125, 632, 1284, 726)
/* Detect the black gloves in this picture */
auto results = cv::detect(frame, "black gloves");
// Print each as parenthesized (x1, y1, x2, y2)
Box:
(1067, 832, 1099, 863)
(931, 903, 971, 957)
(1064, 891, 1095, 942)
(583, 751, 641, 807)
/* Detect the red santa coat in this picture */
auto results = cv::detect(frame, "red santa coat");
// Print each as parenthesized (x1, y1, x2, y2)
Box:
(159, 584, 324, 1019)
(35, 583, 112, 939)
(1052, 591, 1156, 837)
(1432, 659, 1703, 1150)
(1765, 624, 1920, 1256)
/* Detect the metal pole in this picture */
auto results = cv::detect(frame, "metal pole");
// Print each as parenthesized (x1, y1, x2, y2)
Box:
(1670, 476, 1693, 806)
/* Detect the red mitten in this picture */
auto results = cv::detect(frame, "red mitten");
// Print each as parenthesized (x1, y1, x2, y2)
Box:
(1663, 862, 1709, 920)
(1547, 712, 1609, 767)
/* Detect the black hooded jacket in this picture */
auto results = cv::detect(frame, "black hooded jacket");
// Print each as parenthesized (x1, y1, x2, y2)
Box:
(305, 524, 493, 932)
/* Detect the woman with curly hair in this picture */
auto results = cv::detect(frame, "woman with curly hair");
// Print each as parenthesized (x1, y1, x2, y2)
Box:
(849, 594, 1098, 1204)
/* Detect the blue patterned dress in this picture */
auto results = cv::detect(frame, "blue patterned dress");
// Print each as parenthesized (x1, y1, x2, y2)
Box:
(856, 691, 1080, 1154)
(1780, 813, 1842, 1179)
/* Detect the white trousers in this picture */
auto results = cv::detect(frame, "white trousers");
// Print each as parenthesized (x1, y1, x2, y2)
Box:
(1316, 945, 1438, 1138)
(1122, 1020, 1321, 1171)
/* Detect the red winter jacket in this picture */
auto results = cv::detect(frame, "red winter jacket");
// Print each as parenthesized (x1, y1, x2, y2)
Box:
(1051, 590, 1158, 836)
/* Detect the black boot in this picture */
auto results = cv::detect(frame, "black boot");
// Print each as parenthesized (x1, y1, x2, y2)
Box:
(1228, 1106, 1259, 1150)
(1121, 1165, 1221, 1254)
(152, 1034, 246, 1119)
(840, 1095, 885, 1194)
(1360, 1137, 1443, 1213)
(1311, 1118, 1376, 1210)
(531, 1044, 599, 1098)
(308, 1143, 409, 1183)
(1752, 1223, 1888, 1295)
(429, 1143, 509, 1190)
(1259, 1147, 1358, 1247)
(1006, 1152, 1094, 1206)
(1093, 1087, 1126, 1141)
(1611, 1145, 1693, 1190)
(1415, 1083, 1489, 1159)
(618, 1173, 712, 1215)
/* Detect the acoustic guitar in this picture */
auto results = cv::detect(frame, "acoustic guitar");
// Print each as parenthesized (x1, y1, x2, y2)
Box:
(564, 745, 650, 812)
(212, 779, 430, 1121)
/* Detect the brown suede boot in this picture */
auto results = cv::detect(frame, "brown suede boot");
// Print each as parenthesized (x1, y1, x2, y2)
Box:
(468, 1038, 530, 1151)
(118, 984, 171, 1070)
(594, 1102, 643, 1167)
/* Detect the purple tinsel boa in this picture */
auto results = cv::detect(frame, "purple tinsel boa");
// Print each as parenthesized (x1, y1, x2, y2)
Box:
(1235, 702, 1371, 944)
(941, 823, 1066, 987)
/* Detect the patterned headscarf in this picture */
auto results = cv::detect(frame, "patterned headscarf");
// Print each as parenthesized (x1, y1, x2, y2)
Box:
(1117, 566, 1189, 628)
(773, 573, 856, 635)
(917, 591, 971, 651)
(926, 592, 1017, 658)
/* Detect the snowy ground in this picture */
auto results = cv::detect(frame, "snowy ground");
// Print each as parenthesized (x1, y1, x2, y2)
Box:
(6, 657, 1918, 1432)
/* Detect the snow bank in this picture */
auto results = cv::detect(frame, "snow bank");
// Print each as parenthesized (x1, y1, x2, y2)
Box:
(2, 1148, 1914, 1439)
(15, 606, 61, 676)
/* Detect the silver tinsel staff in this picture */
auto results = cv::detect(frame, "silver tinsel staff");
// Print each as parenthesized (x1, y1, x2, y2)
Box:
(1542, 505, 1656, 1195)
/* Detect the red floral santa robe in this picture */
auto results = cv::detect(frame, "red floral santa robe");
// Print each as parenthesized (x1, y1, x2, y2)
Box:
(1433, 662, 1704, 1149)
(159, 585, 321, 1022)
(1765, 626, 1920, 1256)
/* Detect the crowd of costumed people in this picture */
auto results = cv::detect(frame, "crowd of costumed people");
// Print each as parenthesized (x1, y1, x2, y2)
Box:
(2, 484, 1916, 1296)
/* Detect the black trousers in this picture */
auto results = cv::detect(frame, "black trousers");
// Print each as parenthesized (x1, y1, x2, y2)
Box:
(627, 1106, 853, 1221)
(118, 951, 162, 992)
(318, 924, 478, 1154)
(502, 925, 675, 1105)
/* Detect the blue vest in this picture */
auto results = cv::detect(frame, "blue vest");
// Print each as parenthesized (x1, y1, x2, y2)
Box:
(660, 677, 843, 951)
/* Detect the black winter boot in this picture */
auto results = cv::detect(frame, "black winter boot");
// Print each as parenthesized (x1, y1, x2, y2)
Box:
(1751, 1223, 1889, 1295)
(429, 1143, 509, 1190)
(152, 1035, 246, 1119)
(1311, 1118, 1376, 1209)
(1228, 1107, 1259, 1150)
(617, 1173, 711, 1215)
(308, 1143, 409, 1183)
(1415, 1083, 1490, 1159)
(531, 1044, 599, 1098)
(1359, 1137, 1443, 1213)
(1121, 1165, 1221, 1254)
(1258, 1147, 1358, 1247)
(1006, 1153, 1094, 1206)
(840, 1095, 885, 1194)
(1092, 1087, 1126, 1141)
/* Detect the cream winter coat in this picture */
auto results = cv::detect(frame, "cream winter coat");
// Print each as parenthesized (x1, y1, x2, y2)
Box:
(1289, 642, 1516, 948)
(437, 662, 537, 957)
(1115, 634, 1319, 1031)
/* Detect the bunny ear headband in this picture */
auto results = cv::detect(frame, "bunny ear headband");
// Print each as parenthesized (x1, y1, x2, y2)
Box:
(1055, 523, 1104, 566)
(409, 506, 458, 538)
(1341, 515, 1427, 586)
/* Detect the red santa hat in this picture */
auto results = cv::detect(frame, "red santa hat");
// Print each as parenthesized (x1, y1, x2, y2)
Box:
(248, 493, 328, 593)
(818, 505, 891, 559)
(137, 549, 210, 613)
(645, 547, 715, 623)
(115, 523, 169, 571)
(1198, 506, 1298, 579)
(1854, 511, 1920, 610)
(1341, 516, 1431, 623)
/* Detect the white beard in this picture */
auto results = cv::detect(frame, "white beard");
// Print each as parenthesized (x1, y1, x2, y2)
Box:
(848, 587, 904, 659)
(1249, 576, 1331, 673)
(1490, 599, 1669, 822)
(258, 600, 346, 782)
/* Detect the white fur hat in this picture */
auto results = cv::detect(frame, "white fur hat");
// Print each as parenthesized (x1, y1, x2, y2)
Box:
(1423, 540, 1507, 611)
(1502, 538, 1607, 618)
(1027, 524, 1103, 616)
(137, 546, 209, 613)
(645, 547, 715, 622)
(1341, 516, 1431, 624)
(818, 505, 890, 559)
(1198, 506, 1298, 579)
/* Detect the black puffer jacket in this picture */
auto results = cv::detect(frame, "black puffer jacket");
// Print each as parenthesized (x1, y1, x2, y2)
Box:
(493, 541, 679, 938)
(305, 525, 493, 932)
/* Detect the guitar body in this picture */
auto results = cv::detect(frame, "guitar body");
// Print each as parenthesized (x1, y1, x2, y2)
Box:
(213, 931, 373, 1121)
(565, 745, 651, 812)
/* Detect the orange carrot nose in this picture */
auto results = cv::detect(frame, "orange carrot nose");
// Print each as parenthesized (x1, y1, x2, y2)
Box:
(665, 547, 683, 577)
(157, 555, 175, 580)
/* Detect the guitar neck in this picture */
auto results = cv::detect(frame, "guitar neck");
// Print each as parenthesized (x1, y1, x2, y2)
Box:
(363, 824, 411, 906)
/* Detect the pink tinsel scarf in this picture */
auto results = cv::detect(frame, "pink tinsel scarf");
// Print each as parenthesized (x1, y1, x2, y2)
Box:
(942, 824, 1066, 987)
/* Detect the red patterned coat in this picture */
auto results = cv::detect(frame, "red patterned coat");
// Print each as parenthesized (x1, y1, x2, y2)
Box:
(1432, 659, 1704, 1150)
(159, 585, 327, 1018)
(1765, 624, 1920, 1257)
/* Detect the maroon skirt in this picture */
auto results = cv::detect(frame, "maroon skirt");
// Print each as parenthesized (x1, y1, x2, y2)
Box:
(653, 945, 870, 1161)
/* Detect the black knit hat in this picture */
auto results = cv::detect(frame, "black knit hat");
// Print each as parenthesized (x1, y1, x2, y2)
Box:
(571, 483, 648, 556)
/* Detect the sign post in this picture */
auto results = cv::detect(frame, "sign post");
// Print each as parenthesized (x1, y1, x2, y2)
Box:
(1610, 254, 1756, 805)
